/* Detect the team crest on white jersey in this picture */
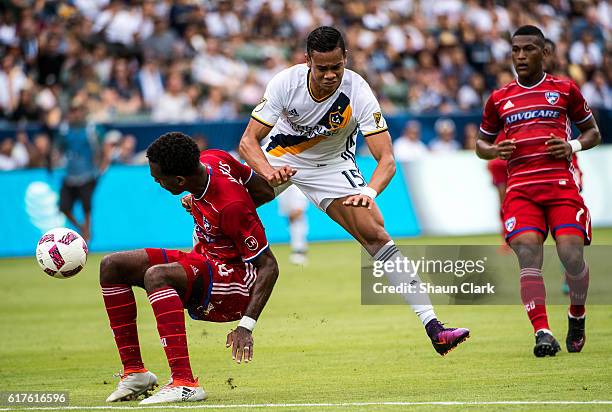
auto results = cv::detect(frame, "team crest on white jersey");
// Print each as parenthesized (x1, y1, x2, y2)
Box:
(503, 100, 514, 110)
(505, 217, 516, 232)
(545, 91, 559, 105)
(329, 111, 343, 129)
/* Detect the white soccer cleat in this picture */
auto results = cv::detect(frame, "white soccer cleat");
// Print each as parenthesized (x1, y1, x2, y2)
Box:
(139, 378, 207, 405)
(106, 370, 158, 402)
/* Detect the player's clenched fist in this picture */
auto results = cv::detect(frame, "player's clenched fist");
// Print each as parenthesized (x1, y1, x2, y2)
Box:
(495, 139, 516, 160)
(265, 166, 297, 187)
(180, 194, 193, 214)
(545, 134, 572, 159)
(226, 327, 254, 364)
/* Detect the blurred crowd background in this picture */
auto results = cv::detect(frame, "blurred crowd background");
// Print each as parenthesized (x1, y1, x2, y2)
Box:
(0, 0, 610, 170)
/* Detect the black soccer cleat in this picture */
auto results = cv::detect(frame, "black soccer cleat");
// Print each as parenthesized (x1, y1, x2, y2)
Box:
(566, 315, 586, 353)
(533, 330, 561, 357)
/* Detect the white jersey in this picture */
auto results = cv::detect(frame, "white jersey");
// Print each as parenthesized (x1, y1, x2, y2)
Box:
(251, 64, 388, 167)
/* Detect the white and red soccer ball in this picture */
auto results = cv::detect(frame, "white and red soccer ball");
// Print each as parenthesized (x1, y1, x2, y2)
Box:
(35, 228, 88, 279)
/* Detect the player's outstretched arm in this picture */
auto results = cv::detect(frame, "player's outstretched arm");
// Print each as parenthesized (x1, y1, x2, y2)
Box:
(476, 131, 516, 160)
(226, 248, 279, 364)
(546, 117, 601, 159)
(239, 119, 296, 187)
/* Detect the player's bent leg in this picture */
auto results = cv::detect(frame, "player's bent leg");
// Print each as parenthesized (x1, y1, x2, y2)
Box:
(509, 232, 560, 357)
(141, 263, 206, 405)
(556, 235, 589, 353)
(100, 250, 156, 401)
(326, 198, 469, 355)
(326, 197, 390, 255)
(100, 250, 152, 288)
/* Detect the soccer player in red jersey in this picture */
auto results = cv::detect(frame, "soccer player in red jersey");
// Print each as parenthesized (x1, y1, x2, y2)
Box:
(476, 26, 601, 357)
(99, 132, 280, 404)
(487, 41, 585, 253)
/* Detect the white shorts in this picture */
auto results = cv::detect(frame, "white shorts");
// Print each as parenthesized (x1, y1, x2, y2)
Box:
(268, 156, 366, 211)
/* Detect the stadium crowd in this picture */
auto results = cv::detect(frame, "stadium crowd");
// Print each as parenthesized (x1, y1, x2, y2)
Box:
(0, 0, 610, 170)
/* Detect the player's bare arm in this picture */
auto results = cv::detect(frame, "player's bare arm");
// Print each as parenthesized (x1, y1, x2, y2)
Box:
(226, 248, 279, 364)
(476, 131, 516, 160)
(239, 118, 297, 187)
(343, 131, 395, 209)
(546, 117, 601, 159)
(245, 173, 276, 207)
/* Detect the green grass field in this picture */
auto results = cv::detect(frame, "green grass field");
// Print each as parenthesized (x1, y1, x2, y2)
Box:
(1, 231, 612, 411)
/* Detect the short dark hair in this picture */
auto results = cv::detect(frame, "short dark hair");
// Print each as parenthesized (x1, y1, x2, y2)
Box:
(146, 131, 200, 176)
(512, 25, 545, 46)
(544, 37, 556, 52)
(306, 26, 346, 56)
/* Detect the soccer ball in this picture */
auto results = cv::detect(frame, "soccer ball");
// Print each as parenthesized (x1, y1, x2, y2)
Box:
(35, 228, 88, 279)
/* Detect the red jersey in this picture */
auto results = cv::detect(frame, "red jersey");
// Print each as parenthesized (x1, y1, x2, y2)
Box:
(191, 150, 268, 264)
(480, 74, 592, 192)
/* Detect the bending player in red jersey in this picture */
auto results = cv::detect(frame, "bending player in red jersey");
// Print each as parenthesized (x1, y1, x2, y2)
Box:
(476, 25, 601, 357)
(99, 132, 279, 404)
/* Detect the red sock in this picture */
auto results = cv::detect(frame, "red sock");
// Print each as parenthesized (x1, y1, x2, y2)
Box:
(148, 287, 195, 383)
(519, 268, 550, 333)
(566, 264, 589, 318)
(101, 284, 145, 373)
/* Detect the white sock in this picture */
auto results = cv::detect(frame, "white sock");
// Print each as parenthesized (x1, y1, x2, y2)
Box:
(372, 240, 437, 325)
(290, 215, 308, 253)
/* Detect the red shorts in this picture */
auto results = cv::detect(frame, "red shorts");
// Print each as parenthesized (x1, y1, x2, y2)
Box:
(502, 182, 591, 245)
(145, 248, 255, 322)
(487, 158, 508, 187)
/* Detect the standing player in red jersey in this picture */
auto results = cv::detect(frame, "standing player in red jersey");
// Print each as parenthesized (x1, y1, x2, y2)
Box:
(476, 26, 601, 357)
(99, 132, 280, 404)
(486, 41, 585, 255)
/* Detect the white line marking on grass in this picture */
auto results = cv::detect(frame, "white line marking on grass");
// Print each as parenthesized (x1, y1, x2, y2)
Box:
(1, 401, 612, 410)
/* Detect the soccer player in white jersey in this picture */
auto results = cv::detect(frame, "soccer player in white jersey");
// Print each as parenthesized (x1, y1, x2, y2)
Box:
(239, 26, 469, 355)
